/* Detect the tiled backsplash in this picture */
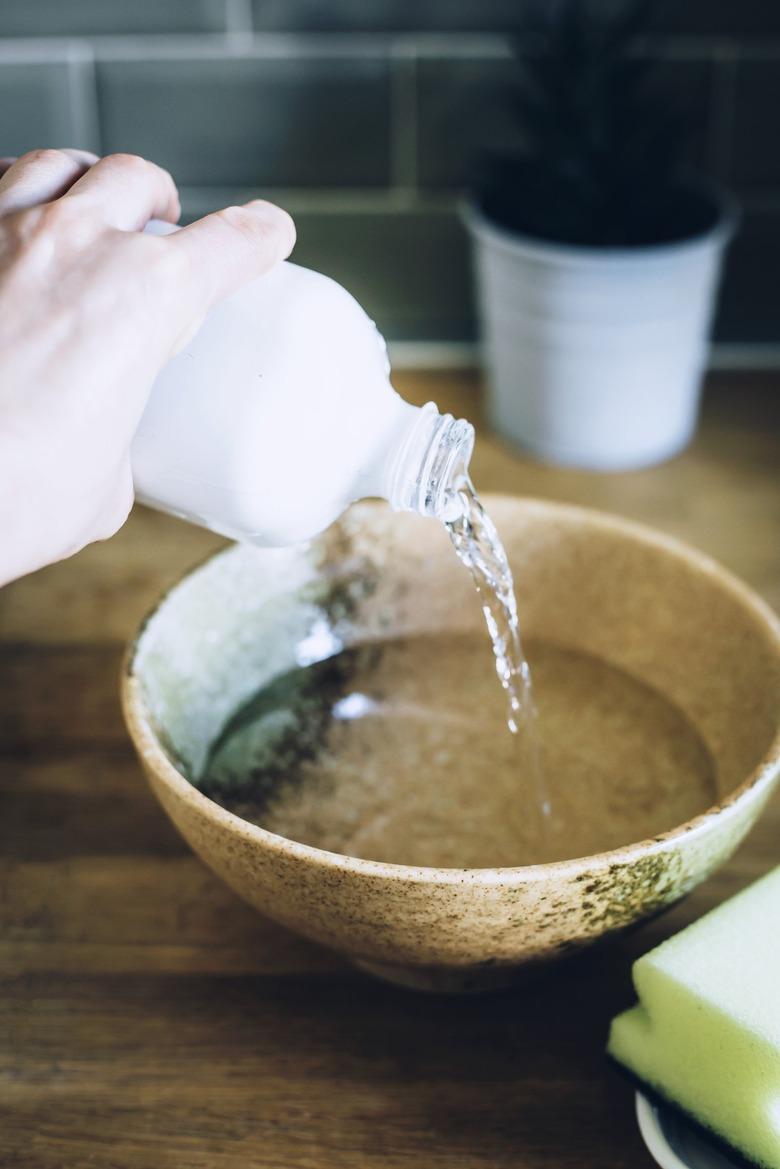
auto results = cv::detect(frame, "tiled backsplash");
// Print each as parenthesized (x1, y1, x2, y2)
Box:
(97, 54, 393, 187)
(1, 0, 779, 344)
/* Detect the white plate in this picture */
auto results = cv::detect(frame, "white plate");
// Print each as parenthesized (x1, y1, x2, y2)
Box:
(636, 1092, 741, 1169)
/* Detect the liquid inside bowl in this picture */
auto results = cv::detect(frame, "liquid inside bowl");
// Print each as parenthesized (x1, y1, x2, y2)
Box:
(199, 632, 716, 868)
(132, 500, 779, 880)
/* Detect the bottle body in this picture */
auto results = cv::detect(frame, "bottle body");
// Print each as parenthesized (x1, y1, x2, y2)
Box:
(132, 255, 473, 545)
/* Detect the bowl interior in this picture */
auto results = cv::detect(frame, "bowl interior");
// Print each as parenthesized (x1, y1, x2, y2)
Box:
(130, 498, 779, 868)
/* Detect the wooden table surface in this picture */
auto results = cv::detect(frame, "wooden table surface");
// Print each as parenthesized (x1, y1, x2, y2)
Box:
(1, 371, 778, 1169)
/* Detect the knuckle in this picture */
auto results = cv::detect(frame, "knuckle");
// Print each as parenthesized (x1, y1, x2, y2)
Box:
(102, 154, 179, 208)
(216, 205, 278, 253)
(18, 147, 70, 168)
(104, 151, 151, 175)
(215, 204, 250, 229)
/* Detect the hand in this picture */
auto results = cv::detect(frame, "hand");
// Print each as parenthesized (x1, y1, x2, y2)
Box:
(0, 148, 295, 586)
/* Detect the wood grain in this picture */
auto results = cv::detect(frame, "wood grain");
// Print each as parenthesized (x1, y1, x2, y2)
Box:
(1, 371, 778, 1168)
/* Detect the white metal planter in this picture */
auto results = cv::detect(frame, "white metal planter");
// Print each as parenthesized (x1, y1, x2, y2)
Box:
(465, 199, 737, 470)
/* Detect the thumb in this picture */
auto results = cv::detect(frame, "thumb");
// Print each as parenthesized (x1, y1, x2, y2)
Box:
(165, 200, 296, 308)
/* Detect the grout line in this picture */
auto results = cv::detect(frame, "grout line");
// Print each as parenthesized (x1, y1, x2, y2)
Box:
(3, 31, 780, 61)
(394, 32, 512, 59)
(66, 42, 101, 154)
(739, 192, 780, 212)
(179, 187, 458, 215)
(390, 44, 417, 190)
(0, 38, 83, 63)
(89, 33, 265, 61)
(388, 341, 480, 369)
(224, 0, 254, 53)
(658, 36, 737, 59)
(0, 31, 517, 62)
(720, 41, 780, 60)
(224, 0, 254, 35)
(387, 341, 780, 371)
(0, 32, 395, 62)
(655, 36, 780, 61)
(709, 46, 738, 184)
(709, 344, 780, 369)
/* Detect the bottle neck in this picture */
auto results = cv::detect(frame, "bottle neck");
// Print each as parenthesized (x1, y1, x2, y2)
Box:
(385, 401, 475, 522)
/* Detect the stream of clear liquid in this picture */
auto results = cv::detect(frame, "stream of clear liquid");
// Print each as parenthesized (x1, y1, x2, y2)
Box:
(445, 476, 552, 821)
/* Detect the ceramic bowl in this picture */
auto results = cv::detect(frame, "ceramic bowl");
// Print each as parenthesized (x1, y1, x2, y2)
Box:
(121, 498, 780, 992)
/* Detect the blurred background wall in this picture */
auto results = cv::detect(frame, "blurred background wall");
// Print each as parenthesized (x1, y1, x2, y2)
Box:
(0, 1, 778, 355)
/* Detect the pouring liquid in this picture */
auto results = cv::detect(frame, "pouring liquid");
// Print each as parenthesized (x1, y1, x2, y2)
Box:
(444, 476, 551, 823)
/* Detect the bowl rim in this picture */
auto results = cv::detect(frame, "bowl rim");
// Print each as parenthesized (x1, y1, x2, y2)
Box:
(121, 496, 780, 887)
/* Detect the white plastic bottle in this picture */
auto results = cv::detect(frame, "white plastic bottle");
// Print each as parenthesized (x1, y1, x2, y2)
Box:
(131, 225, 474, 546)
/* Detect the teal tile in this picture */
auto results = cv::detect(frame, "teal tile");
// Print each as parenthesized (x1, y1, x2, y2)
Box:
(417, 56, 714, 190)
(291, 209, 474, 339)
(716, 212, 780, 342)
(180, 196, 475, 340)
(731, 60, 780, 190)
(655, 0, 780, 36)
(650, 59, 716, 176)
(0, 61, 76, 157)
(177, 194, 772, 343)
(252, 1, 529, 32)
(0, 0, 228, 37)
(252, 0, 780, 36)
(416, 56, 518, 191)
(97, 55, 391, 187)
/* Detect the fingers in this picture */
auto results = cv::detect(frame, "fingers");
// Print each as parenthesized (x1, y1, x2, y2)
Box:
(170, 200, 296, 307)
(62, 152, 180, 230)
(0, 149, 179, 231)
(0, 148, 98, 216)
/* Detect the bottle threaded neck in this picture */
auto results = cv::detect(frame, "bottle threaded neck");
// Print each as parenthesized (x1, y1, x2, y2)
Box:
(388, 401, 475, 521)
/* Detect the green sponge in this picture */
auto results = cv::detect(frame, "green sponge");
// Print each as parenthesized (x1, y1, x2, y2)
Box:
(608, 866, 780, 1169)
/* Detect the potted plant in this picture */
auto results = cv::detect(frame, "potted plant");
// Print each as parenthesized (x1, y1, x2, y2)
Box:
(463, 0, 737, 470)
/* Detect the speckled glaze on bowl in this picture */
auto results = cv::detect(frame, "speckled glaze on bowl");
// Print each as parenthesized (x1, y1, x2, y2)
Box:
(121, 498, 780, 992)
